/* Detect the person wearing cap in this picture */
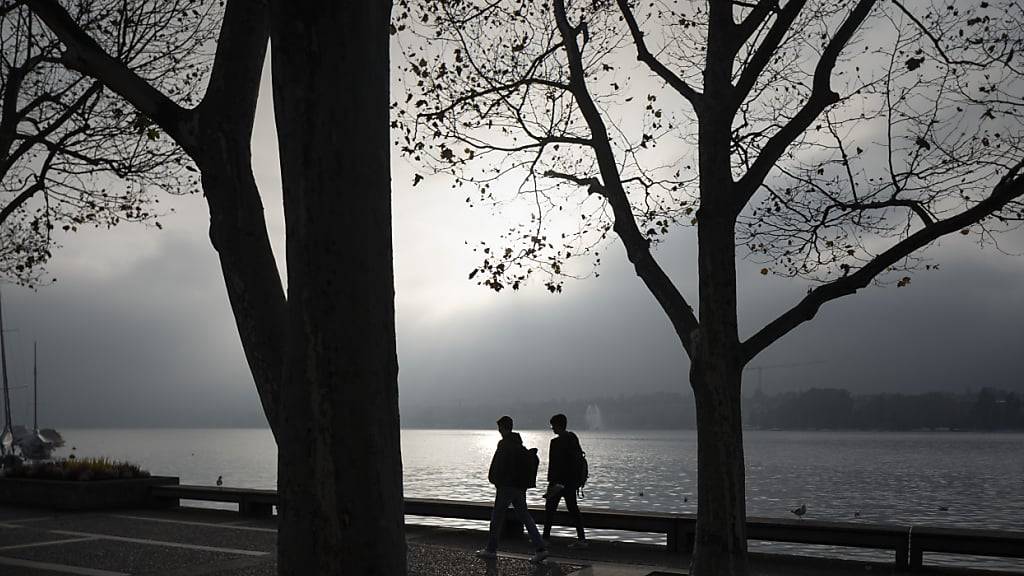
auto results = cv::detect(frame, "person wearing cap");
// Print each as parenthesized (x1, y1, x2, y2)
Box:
(475, 415, 549, 563)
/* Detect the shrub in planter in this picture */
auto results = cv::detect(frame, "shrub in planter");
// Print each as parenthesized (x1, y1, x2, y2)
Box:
(3, 457, 150, 481)
(0, 458, 176, 510)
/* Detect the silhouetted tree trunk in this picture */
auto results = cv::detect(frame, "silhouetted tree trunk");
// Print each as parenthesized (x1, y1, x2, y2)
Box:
(685, 20, 750, 572)
(194, 3, 286, 440)
(27, 1, 405, 574)
(271, 1, 405, 575)
(690, 206, 748, 575)
(25, 0, 287, 441)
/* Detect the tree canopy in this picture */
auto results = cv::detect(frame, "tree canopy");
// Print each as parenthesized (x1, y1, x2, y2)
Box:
(396, 1, 1024, 573)
(396, 0, 1024, 300)
(1, 0, 218, 285)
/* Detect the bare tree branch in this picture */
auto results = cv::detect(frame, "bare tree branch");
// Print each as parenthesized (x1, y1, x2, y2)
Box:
(743, 163, 1024, 363)
(890, 0, 1016, 68)
(733, 0, 807, 107)
(421, 76, 571, 122)
(735, 0, 877, 211)
(25, 0, 198, 154)
(614, 0, 702, 109)
(555, 0, 699, 354)
(199, 0, 270, 143)
(0, 82, 101, 182)
(735, 0, 780, 45)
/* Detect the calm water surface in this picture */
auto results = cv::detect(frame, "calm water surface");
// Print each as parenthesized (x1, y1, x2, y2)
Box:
(51, 429, 1024, 570)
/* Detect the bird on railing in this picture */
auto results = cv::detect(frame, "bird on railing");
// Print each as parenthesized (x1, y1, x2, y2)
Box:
(216, 475, 223, 488)
(791, 504, 807, 518)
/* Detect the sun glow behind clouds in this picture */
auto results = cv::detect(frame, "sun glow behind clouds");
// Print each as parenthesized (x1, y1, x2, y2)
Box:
(251, 59, 543, 322)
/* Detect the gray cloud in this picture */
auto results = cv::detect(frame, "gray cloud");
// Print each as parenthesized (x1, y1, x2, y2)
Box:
(2, 56, 1023, 429)
(3, 199, 1022, 428)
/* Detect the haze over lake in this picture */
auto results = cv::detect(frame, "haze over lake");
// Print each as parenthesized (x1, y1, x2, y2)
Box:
(51, 428, 1024, 571)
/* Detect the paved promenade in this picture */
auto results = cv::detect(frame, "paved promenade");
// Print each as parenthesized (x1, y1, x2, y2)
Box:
(0, 505, 1017, 575)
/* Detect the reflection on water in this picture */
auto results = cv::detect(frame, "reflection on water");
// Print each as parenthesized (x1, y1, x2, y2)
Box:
(50, 428, 1024, 570)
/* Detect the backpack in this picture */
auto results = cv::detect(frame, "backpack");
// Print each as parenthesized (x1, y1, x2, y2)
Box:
(576, 441, 589, 499)
(519, 446, 540, 489)
(577, 450, 589, 488)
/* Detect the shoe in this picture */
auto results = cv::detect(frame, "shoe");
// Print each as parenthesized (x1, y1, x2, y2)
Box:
(475, 549, 497, 559)
(568, 540, 589, 549)
(529, 549, 549, 563)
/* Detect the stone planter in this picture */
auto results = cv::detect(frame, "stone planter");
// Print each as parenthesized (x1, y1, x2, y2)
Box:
(0, 475, 179, 511)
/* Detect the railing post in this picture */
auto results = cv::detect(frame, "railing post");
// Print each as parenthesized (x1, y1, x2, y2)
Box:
(909, 547, 923, 571)
(666, 519, 692, 553)
(895, 538, 910, 571)
(240, 498, 274, 517)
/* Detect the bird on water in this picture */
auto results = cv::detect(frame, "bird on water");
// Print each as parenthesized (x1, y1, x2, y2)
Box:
(216, 475, 223, 488)
(791, 503, 807, 518)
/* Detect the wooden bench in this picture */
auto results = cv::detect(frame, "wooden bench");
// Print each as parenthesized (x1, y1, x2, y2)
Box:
(151, 485, 278, 517)
(909, 525, 1024, 570)
(747, 517, 910, 570)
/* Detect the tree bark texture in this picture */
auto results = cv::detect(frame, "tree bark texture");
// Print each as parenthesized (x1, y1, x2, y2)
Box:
(198, 138, 286, 439)
(688, 207, 748, 576)
(690, 361, 747, 576)
(687, 80, 749, 572)
(195, 0, 286, 441)
(270, 1, 405, 575)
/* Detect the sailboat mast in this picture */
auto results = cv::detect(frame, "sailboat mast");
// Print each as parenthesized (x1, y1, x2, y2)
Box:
(33, 341, 37, 431)
(0, 290, 12, 437)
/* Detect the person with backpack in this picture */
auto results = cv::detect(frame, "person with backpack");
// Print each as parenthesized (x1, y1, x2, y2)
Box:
(542, 413, 588, 548)
(475, 415, 549, 563)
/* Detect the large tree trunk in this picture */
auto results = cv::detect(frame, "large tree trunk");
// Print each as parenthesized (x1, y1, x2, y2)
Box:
(199, 151, 286, 440)
(690, 366, 747, 576)
(196, 0, 285, 440)
(271, 1, 405, 575)
(689, 206, 748, 576)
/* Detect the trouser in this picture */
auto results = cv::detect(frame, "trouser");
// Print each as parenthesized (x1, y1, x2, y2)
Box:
(543, 484, 585, 540)
(486, 486, 545, 552)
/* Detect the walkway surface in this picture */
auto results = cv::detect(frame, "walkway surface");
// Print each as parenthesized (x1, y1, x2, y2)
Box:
(0, 505, 1017, 576)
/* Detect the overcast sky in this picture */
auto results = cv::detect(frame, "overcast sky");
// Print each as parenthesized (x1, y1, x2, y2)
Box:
(2, 54, 1023, 428)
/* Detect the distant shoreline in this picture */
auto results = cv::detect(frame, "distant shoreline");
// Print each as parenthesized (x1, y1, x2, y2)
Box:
(43, 425, 1024, 433)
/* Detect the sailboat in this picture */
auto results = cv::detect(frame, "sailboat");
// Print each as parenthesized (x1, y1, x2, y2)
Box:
(0, 290, 62, 462)
(13, 342, 63, 460)
(0, 290, 14, 458)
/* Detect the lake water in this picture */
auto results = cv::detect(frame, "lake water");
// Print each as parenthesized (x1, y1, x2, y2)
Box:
(47, 428, 1024, 571)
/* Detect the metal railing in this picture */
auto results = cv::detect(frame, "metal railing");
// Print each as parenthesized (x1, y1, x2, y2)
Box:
(150, 484, 1024, 572)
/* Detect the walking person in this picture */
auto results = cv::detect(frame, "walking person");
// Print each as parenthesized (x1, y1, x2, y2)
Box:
(543, 413, 587, 548)
(476, 415, 549, 563)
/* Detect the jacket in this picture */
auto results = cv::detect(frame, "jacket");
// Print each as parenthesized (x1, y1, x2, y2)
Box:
(488, 432, 535, 488)
(547, 431, 582, 486)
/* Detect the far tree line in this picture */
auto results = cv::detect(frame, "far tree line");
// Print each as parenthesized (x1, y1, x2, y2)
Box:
(404, 388, 1024, 432)
(746, 387, 1024, 432)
